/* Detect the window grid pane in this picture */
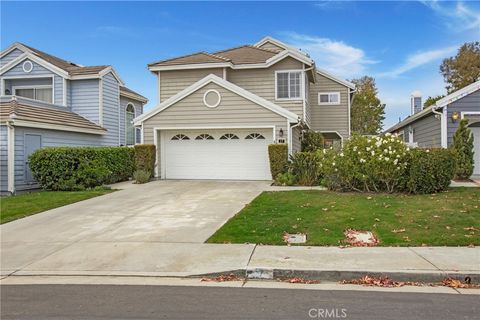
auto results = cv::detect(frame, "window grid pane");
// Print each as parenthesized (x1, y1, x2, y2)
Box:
(277, 72, 289, 98)
(289, 72, 301, 98)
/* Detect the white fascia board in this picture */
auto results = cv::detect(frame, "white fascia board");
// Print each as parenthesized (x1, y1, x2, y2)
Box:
(435, 80, 480, 108)
(0, 52, 69, 78)
(0, 42, 29, 59)
(148, 62, 233, 72)
(255, 36, 310, 59)
(12, 120, 106, 135)
(315, 68, 355, 89)
(385, 106, 440, 133)
(134, 74, 299, 125)
(120, 91, 148, 103)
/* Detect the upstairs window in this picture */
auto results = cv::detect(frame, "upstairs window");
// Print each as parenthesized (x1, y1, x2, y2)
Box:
(318, 92, 340, 105)
(126, 104, 135, 146)
(276, 71, 302, 100)
(14, 87, 53, 103)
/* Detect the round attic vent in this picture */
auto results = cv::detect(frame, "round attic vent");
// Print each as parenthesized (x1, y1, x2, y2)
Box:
(203, 89, 221, 108)
(22, 60, 33, 73)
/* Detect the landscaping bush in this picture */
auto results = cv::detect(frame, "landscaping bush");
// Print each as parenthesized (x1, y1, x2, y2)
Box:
(275, 172, 296, 186)
(451, 119, 474, 180)
(301, 130, 324, 152)
(402, 148, 456, 194)
(134, 144, 156, 177)
(322, 134, 409, 193)
(268, 144, 288, 179)
(288, 151, 323, 186)
(29, 147, 135, 191)
(133, 169, 152, 184)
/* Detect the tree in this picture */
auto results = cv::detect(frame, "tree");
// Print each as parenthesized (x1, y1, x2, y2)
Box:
(440, 42, 480, 93)
(450, 119, 474, 180)
(423, 95, 445, 109)
(301, 130, 324, 152)
(350, 76, 385, 135)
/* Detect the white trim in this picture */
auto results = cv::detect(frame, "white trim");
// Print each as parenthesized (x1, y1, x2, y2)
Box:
(11, 120, 106, 135)
(157, 72, 161, 104)
(274, 70, 303, 101)
(347, 88, 352, 137)
(287, 120, 292, 155)
(120, 90, 148, 103)
(12, 84, 54, 104)
(441, 107, 448, 148)
(98, 78, 103, 126)
(153, 125, 276, 179)
(461, 111, 480, 119)
(22, 60, 33, 73)
(318, 92, 341, 105)
(0, 52, 69, 78)
(203, 89, 221, 108)
(254, 36, 309, 59)
(223, 67, 227, 80)
(134, 74, 299, 125)
(140, 122, 144, 144)
(319, 130, 344, 145)
(315, 69, 355, 89)
(7, 123, 15, 194)
(302, 65, 306, 122)
(62, 78, 67, 106)
(436, 80, 480, 108)
(99, 67, 125, 86)
(0, 42, 28, 59)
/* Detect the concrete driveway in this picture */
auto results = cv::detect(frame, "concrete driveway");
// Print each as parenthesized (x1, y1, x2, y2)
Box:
(1, 180, 269, 276)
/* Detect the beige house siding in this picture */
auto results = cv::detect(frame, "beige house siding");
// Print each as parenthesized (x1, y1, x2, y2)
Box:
(292, 126, 302, 153)
(227, 57, 305, 119)
(309, 73, 350, 138)
(159, 68, 224, 101)
(142, 82, 289, 177)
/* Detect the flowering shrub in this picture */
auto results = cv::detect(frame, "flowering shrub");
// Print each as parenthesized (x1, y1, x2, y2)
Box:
(322, 134, 409, 193)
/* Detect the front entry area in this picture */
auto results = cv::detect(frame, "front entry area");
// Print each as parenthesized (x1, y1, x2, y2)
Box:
(161, 128, 273, 180)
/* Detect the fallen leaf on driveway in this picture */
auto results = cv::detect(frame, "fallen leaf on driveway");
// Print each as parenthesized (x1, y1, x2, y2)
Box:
(279, 277, 320, 284)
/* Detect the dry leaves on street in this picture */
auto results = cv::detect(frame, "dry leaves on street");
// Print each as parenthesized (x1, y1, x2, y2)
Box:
(201, 274, 243, 282)
(279, 277, 320, 284)
(341, 276, 420, 288)
(442, 277, 480, 289)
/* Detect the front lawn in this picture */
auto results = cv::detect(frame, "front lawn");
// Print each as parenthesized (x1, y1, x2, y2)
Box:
(208, 188, 480, 246)
(1, 189, 115, 224)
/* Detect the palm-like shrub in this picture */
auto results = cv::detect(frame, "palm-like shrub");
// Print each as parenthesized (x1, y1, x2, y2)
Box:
(451, 119, 474, 180)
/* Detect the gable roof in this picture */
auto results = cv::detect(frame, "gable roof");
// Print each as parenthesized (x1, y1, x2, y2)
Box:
(316, 68, 356, 90)
(213, 45, 279, 64)
(0, 42, 124, 84)
(0, 96, 106, 135)
(120, 86, 148, 103)
(148, 52, 231, 68)
(134, 74, 300, 125)
(385, 80, 480, 133)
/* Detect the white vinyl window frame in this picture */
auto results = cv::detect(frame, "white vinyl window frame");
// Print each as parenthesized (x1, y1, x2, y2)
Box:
(275, 70, 303, 101)
(318, 92, 341, 105)
(12, 85, 53, 104)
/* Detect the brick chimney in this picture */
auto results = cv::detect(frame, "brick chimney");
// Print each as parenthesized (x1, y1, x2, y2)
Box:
(411, 91, 422, 115)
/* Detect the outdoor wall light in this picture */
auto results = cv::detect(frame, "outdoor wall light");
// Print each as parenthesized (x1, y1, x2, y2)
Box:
(451, 111, 459, 123)
(279, 128, 284, 137)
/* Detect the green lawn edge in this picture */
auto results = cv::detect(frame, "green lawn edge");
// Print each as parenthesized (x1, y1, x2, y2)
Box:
(207, 188, 480, 247)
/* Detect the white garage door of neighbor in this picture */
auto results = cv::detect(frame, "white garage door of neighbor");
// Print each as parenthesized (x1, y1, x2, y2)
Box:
(472, 127, 480, 175)
(163, 129, 273, 180)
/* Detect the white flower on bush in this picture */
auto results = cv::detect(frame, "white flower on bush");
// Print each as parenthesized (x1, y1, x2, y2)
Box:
(360, 158, 366, 163)
(426, 149, 430, 153)
(335, 168, 338, 172)
(383, 149, 388, 154)
(340, 152, 344, 157)
(366, 147, 371, 151)
(393, 159, 398, 165)
(323, 149, 326, 154)
(353, 146, 358, 151)
(385, 133, 391, 137)
(385, 157, 390, 161)
(332, 162, 336, 166)
(371, 151, 375, 156)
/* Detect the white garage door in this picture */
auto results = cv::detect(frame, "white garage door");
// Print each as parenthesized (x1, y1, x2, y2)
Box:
(162, 129, 273, 180)
(472, 127, 480, 175)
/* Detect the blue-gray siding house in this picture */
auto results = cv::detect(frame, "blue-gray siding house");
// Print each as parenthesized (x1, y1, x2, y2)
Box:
(386, 80, 480, 176)
(0, 42, 148, 194)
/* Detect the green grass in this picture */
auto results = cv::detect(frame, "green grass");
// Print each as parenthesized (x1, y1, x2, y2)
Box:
(0, 189, 115, 224)
(208, 188, 480, 246)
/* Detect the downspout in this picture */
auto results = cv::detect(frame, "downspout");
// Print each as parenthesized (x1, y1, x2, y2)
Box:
(432, 105, 447, 148)
(6, 120, 15, 195)
(289, 119, 302, 155)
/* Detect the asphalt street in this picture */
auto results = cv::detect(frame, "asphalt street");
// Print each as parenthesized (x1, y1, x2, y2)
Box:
(1, 284, 478, 320)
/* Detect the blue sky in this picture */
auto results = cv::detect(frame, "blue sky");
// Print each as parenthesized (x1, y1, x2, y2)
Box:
(1, 1, 479, 129)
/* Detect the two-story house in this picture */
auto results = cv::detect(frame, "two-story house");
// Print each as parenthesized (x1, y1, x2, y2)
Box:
(134, 37, 355, 180)
(0, 42, 148, 194)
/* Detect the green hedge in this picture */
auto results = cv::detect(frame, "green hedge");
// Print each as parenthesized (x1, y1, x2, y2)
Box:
(29, 147, 135, 191)
(134, 144, 156, 177)
(288, 151, 323, 186)
(402, 148, 456, 194)
(301, 130, 324, 152)
(268, 144, 288, 179)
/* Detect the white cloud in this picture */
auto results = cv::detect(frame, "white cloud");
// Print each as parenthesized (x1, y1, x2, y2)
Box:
(281, 32, 377, 78)
(421, 0, 480, 32)
(377, 45, 457, 78)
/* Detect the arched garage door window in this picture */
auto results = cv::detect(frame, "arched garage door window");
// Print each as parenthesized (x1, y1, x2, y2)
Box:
(126, 104, 135, 146)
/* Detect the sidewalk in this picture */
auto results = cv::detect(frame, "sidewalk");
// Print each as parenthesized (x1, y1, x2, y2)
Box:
(2, 243, 479, 283)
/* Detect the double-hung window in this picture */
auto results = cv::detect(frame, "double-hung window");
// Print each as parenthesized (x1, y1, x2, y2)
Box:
(276, 71, 302, 100)
(14, 87, 53, 103)
(318, 92, 340, 105)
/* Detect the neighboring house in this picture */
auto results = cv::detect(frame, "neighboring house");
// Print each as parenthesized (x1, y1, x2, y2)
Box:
(134, 36, 355, 180)
(0, 42, 148, 194)
(386, 80, 480, 176)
